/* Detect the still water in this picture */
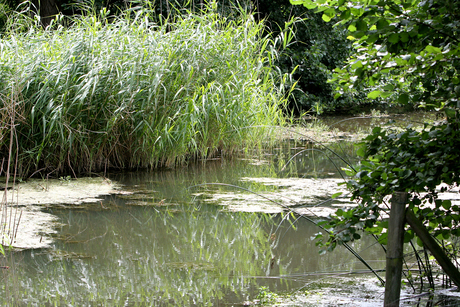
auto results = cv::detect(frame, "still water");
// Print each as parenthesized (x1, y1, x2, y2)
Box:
(7, 111, 439, 306)
(0, 136, 389, 306)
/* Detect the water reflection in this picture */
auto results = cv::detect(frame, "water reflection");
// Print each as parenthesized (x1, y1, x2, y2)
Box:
(0, 133, 386, 305)
(0, 198, 385, 306)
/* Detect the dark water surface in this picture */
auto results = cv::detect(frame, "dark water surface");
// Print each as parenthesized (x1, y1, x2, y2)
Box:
(2, 113, 438, 306)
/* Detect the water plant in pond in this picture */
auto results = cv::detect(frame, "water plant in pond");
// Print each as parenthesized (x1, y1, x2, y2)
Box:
(0, 3, 289, 177)
(256, 286, 279, 305)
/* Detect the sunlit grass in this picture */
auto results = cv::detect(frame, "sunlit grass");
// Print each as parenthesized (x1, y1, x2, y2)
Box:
(0, 3, 288, 177)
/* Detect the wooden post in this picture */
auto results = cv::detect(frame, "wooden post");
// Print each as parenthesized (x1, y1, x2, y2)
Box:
(384, 192, 408, 307)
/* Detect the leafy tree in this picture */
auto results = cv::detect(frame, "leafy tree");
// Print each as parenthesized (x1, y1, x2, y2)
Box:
(291, 0, 460, 277)
(256, 0, 360, 114)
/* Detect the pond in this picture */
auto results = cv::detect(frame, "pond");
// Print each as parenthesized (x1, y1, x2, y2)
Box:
(1, 112, 455, 306)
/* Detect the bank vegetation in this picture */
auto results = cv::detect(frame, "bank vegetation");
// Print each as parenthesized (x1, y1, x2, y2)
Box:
(0, 5, 290, 177)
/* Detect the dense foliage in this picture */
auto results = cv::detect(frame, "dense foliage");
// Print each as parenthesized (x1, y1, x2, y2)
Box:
(0, 0, 11, 30)
(255, 0, 363, 114)
(0, 7, 287, 177)
(291, 0, 460, 253)
(0, 0, 363, 114)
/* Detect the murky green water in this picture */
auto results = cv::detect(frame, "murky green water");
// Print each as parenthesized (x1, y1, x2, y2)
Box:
(0, 141, 388, 306)
(2, 113, 438, 306)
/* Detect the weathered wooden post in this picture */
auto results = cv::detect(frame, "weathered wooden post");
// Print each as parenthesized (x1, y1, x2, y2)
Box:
(384, 192, 408, 307)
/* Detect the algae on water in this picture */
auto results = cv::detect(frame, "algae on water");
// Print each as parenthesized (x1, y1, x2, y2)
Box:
(0, 177, 120, 249)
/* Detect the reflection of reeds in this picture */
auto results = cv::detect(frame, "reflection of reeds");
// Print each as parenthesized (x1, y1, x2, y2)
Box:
(0, 4, 287, 177)
(0, 87, 22, 252)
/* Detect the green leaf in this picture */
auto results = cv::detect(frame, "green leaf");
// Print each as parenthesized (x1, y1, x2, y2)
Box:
(340, 9, 351, 20)
(388, 33, 399, 43)
(357, 145, 367, 157)
(416, 237, 424, 247)
(376, 18, 389, 30)
(442, 200, 452, 210)
(303, 3, 318, 9)
(331, 192, 343, 199)
(367, 90, 382, 99)
(445, 108, 456, 118)
(378, 232, 388, 245)
(366, 33, 379, 43)
(383, 84, 394, 91)
(400, 32, 409, 42)
(371, 126, 382, 134)
(404, 231, 414, 243)
(356, 20, 367, 31)
(425, 45, 442, 54)
(402, 169, 412, 178)
(381, 91, 393, 98)
(442, 230, 450, 240)
(398, 93, 409, 104)
(322, 14, 332, 22)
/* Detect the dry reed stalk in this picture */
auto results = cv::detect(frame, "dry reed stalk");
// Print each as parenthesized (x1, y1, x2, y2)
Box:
(0, 88, 22, 251)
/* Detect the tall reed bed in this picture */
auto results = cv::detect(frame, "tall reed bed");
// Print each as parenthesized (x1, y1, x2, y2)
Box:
(0, 5, 288, 177)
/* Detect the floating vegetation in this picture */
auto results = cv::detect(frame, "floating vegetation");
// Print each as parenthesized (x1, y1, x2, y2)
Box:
(0, 177, 117, 207)
(197, 177, 350, 216)
(124, 199, 179, 207)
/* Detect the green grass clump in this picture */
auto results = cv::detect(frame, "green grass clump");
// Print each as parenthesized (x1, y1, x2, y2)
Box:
(0, 5, 288, 176)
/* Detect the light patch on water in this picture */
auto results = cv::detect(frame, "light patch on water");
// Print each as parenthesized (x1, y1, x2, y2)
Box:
(2, 177, 118, 206)
(202, 177, 460, 218)
(1, 206, 59, 249)
(239, 158, 270, 166)
(0, 177, 120, 249)
(202, 177, 352, 216)
(273, 276, 385, 306)
(273, 125, 364, 144)
(258, 275, 460, 306)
